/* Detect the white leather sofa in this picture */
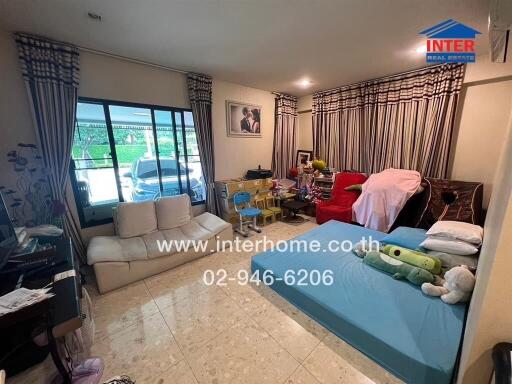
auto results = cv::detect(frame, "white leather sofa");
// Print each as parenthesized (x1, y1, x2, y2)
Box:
(87, 194, 233, 293)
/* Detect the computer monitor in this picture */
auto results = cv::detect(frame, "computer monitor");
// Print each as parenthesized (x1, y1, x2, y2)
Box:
(0, 192, 18, 270)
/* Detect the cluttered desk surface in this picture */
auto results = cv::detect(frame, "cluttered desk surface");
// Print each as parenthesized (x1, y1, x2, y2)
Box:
(0, 237, 81, 336)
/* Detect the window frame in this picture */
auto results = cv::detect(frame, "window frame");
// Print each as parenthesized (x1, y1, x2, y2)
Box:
(70, 97, 205, 229)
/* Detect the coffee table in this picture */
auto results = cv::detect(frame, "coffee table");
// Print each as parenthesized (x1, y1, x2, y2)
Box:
(281, 200, 309, 224)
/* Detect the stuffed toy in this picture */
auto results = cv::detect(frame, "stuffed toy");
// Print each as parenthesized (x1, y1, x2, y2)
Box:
(363, 251, 435, 286)
(352, 240, 381, 258)
(382, 245, 442, 275)
(421, 265, 476, 304)
(312, 159, 327, 171)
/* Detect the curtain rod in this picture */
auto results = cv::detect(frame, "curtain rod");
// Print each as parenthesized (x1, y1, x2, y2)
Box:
(315, 63, 463, 95)
(15, 31, 189, 75)
(78, 46, 188, 74)
(271, 92, 299, 98)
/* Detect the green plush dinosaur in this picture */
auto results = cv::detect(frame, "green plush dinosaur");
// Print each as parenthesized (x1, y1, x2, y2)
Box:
(363, 251, 435, 286)
(352, 240, 381, 258)
(382, 245, 442, 275)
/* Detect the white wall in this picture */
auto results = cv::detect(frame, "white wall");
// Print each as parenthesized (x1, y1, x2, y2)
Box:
(457, 102, 512, 384)
(297, 95, 313, 151)
(78, 51, 190, 108)
(212, 80, 275, 181)
(449, 79, 512, 207)
(0, 27, 38, 199)
(296, 57, 512, 208)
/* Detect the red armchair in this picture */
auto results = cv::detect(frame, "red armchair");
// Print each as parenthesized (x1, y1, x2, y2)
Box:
(316, 172, 368, 224)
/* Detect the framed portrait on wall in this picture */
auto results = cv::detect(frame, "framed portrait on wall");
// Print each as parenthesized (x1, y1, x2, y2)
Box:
(296, 150, 313, 167)
(226, 100, 262, 137)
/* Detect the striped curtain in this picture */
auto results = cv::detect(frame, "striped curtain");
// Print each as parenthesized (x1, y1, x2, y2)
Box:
(187, 73, 218, 214)
(272, 94, 298, 179)
(15, 33, 86, 262)
(312, 63, 465, 178)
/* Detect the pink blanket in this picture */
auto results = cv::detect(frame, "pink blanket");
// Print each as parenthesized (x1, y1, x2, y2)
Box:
(353, 168, 421, 232)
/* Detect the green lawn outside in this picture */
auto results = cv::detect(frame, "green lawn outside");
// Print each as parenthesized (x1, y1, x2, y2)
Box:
(73, 143, 178, 167)
(73, 144, 162, 167)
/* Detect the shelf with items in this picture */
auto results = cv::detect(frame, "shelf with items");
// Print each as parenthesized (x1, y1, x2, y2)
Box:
(313, 173, 336, 200)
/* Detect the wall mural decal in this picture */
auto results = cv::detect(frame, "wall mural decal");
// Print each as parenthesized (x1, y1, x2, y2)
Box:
(0, 143, 53, 227)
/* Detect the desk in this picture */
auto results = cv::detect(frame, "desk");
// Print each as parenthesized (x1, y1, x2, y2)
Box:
(0, 238, 82, 383)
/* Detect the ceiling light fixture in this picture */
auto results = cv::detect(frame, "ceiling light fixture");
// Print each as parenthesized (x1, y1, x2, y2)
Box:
(87, 12, 102, 22)
(297, 79, 312, 87)
(415, 45, 427, 54)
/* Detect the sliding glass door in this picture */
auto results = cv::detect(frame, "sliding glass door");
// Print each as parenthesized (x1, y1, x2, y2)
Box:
(183, 111, 205, 200)
(153, 110, 182, 198)
(71, 98, 205, 227)
(72, 102, 120, 225)
(108, 105, 159, 202)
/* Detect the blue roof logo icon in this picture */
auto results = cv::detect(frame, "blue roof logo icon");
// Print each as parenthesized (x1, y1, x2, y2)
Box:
(420, 19, 481, 39)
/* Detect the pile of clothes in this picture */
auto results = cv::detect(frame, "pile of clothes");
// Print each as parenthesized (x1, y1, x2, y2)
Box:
(352, 168, 422, 232)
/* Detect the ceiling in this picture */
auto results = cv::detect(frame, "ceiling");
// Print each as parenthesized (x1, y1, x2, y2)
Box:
(0, 0, 490, 96)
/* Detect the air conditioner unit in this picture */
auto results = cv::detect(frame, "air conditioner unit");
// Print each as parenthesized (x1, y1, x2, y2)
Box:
(489, 0, 512, 62)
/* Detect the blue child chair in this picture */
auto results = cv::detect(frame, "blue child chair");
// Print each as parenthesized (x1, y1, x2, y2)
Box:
(233, 192, 262, 237)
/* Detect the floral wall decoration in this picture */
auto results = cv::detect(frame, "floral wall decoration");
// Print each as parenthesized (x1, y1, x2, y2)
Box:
(0, 143, 53, 227)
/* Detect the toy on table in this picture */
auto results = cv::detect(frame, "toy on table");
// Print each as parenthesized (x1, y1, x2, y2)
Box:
(382, 245, 442, 275)
(421, 265, 476, 304)
(363, 251, 435, 286)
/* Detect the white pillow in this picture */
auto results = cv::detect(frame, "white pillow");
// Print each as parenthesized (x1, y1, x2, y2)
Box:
(155, 194, 192, 230)
(426, 221, 483, 245)
(425, 250, 478, 269)
(420, 236, 479, 256)
(117, 200, 157, 239)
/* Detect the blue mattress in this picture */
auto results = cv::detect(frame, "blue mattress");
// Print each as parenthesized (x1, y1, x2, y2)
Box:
(251, 221, 466, 384)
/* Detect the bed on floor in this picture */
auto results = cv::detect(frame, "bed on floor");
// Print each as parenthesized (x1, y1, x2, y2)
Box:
(251, 220, 467, 384)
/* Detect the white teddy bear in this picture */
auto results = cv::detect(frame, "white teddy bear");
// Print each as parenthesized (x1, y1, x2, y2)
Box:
(421, 266, 476, 304)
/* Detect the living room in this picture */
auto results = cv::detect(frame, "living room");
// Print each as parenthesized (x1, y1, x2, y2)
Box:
(1, 1, 512, 384)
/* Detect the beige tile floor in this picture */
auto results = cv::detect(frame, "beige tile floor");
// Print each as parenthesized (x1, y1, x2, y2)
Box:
(7, 217, 403, 384)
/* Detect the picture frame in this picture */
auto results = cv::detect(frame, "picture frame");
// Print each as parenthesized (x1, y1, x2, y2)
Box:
(296, 150, 313, 167)
(226, 100, 262, 138)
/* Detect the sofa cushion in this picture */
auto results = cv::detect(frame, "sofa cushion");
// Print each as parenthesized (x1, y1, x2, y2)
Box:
(180, 220, 214, 241)
(155, 194, 192, 230)
(87, 236, 148, 264)
(142, 231, 169, 259)
(159, 227, 191, 254)
(117, 201, 157, 238)
(194, 212, 231, 234)
(161, 227, 189, 242)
